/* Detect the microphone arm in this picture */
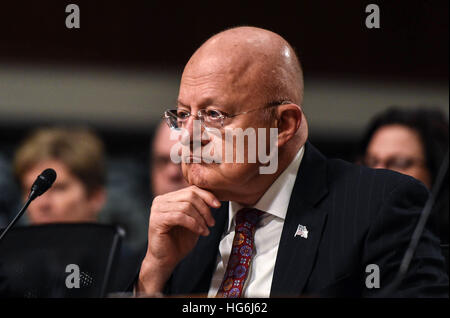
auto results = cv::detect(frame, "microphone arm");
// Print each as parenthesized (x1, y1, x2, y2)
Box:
(0, 192, 35, 243)
(382, 150, 449, 296)
(0, 168, 56, 244)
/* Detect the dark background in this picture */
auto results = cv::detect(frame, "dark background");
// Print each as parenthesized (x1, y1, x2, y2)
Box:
(0, 0, 448, 155)
(0, 1, 448, 248)
(0, 0, 448, 79)
(0, 0, 448, 159)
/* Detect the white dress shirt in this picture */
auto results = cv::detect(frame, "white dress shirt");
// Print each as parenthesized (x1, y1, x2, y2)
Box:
(208, 146, 305, 298)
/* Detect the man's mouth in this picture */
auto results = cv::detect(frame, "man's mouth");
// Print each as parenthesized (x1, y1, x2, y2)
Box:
(182, 154, 205, 163)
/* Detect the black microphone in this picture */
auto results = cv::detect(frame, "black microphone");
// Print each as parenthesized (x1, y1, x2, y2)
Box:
(0, 168, 57, 243)
(28, 168, 57, 201)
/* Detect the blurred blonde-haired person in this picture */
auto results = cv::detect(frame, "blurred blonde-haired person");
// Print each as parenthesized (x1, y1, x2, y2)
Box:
(13, 127, 106, 224)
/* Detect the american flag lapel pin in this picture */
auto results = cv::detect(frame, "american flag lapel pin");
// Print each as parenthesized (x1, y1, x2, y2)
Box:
(294, 224, 308, 239)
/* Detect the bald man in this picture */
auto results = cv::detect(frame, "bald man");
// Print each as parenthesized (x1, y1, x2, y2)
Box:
(136, 27, 447, 297)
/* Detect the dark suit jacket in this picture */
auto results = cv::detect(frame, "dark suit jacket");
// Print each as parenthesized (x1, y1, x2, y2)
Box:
(159, 142, 448, 297)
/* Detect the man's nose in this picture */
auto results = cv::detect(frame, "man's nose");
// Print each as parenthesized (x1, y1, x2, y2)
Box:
(182, 115, 196, 137)
(181, 116, 210, 147)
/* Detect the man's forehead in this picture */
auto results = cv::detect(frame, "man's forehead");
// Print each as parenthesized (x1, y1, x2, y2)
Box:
(182, 51, 254, 84)
(179, 58, 264, 108)
(177, 27, 303, 109)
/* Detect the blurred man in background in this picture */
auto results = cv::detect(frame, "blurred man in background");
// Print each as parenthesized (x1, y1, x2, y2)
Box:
(359, 107, 449, 244)
(150, 121, 189, 197)
(124, 121, 190, 289)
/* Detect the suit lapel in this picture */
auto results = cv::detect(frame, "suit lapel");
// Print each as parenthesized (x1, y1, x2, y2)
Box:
(271, 142, 329, 297)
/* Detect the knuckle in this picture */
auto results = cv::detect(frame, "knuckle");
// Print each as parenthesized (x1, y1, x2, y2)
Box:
(181, 201, 192, 211)
(186, 190, 196, 200)
(152, 195, 164, 205)
(165, 211, 181, 224)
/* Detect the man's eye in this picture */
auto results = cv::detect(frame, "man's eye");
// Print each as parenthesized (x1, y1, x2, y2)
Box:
(206, 110, 222, 119)
(177, 110, 190, 119)
(389, 158, 413, 170)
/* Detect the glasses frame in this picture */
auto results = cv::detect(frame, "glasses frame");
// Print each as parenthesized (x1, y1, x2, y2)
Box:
(363, 156, 426, 171)
(163, 100, 294, 130)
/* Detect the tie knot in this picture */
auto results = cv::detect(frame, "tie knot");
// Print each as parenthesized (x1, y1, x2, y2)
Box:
(235, 208, 263, 229)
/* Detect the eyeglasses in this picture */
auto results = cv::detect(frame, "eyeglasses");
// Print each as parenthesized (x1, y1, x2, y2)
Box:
(364, 156, 426, 172)
(163, 100, 292, 130)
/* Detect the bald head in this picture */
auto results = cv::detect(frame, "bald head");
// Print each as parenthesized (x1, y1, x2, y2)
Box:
(183, 27, 304, 107)
(177, 27, 307, 203)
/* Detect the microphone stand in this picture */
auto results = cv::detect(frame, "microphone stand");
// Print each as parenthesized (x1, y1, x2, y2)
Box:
(382, 150, 449, 296)
(0, 190, 36, 243)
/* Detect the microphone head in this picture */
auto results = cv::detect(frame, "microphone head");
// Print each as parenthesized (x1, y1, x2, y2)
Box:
(30, 168, 57, 199)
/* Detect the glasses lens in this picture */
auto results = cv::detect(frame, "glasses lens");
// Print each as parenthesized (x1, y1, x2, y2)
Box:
(164, 109, 181, 129)
(387, 158, 415, 171)
(199, 109, 223, 129)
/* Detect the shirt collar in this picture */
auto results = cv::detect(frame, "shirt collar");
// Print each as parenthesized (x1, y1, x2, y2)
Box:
(228, 146, 305, 231)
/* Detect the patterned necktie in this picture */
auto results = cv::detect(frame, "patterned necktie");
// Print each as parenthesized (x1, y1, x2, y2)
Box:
(217, 208, 263, 298)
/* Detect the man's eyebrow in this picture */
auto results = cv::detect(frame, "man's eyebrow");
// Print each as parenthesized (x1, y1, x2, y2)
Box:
(177, 98, 226, 109)
(177, 100, 190, 108)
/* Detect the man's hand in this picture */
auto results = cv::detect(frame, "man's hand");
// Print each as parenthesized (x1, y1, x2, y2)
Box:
(137, 185, 220, 295)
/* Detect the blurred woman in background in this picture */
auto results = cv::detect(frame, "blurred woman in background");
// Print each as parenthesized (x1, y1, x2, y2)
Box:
(13, 127, 106, 224)
(359, 107, 449, 243)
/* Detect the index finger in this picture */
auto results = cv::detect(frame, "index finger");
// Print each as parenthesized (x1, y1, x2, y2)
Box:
(188, 185, 221, 209)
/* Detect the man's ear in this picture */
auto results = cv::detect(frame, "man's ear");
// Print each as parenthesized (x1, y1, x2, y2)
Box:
(276, 104, 302, 148)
